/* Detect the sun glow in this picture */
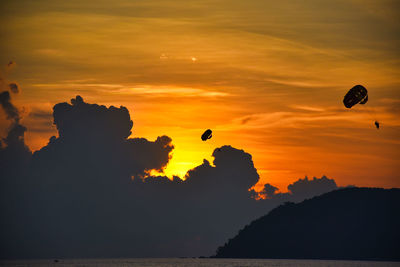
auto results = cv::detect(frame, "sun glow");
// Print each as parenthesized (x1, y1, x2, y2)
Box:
(3, 0, 399, 190)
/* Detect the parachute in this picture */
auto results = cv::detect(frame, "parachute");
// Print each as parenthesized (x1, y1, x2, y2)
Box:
(344, 85, 380, 129)
(343, 85, 368, 108)
(201, 129, 212, 141)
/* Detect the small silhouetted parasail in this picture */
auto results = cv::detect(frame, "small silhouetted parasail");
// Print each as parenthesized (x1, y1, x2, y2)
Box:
(343, 85, 368, 108)
(201, 129, 212, 141)
(375, 121, 380, 129)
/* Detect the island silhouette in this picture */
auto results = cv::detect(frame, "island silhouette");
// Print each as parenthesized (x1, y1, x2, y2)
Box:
(214, 187, 400, 261)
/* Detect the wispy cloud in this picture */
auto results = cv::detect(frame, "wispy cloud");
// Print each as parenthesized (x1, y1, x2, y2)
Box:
(32, 83, 230, 98)
(289, 105, 326, 112)
(227, 111, 360, 130)
(127, 86, 229, 97)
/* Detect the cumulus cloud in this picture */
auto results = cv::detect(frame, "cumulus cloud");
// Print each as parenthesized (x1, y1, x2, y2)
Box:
(53, 95, 132, 140)
(259, 183, 279, 199)
(33, 96, 174, 179)
(252, 176, 339, 202)
(0, 96, 345, 259)
(183, 145, 259, 194)
(287, 175, 338, 201)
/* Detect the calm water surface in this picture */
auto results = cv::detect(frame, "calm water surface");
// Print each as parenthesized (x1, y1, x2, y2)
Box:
(1, 258, 399, 267)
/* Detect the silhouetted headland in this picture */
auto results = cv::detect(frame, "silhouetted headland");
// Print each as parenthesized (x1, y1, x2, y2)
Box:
(214, 188, 400, 261)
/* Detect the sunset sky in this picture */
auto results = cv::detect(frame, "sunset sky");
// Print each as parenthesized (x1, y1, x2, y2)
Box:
(1, 0, 399, 191)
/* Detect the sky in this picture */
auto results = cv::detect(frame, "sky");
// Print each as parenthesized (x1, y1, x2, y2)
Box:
(1, 0, 400, 191)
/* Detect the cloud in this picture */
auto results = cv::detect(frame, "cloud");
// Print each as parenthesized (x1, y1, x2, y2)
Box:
(289, 105, 325, 112)
(0, 96, 345, 259)
(34, 96, 173, 178)
(32, 83, 230, 98)
(0, 78, 30, 165)
(0, 66, 21, 125)
(28, 109, 53, 120)
(287, 175, 338, 201)
(1, 62, 18, 93)
(2, 123, 27, 147)
(183, 145, 259, 192)
(127, 136, 174, 177)
(52, 95, 132, 139)
(8, 83, 19, 94)
(252, 176, 338, 202)
(0, 91, 20, 122)
(0, 122, 31, 166)
(259, 183, 279, 199)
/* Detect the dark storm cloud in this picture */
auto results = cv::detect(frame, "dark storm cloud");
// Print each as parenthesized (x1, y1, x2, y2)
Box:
(0, 96, 345, 259)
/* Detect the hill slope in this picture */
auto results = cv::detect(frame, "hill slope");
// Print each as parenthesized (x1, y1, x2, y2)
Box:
(214, 188, 400, 261)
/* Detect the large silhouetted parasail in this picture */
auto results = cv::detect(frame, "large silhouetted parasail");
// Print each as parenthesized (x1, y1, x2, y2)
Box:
(343, 85, 380, 129)
(343, 85, 368, 108)
(201, 129, 212, 141)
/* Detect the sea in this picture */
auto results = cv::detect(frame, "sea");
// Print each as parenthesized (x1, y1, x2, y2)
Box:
(0, 258, 399, 267)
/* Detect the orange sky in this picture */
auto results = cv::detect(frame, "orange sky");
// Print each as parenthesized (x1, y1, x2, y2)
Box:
(0, 0, 399, 191)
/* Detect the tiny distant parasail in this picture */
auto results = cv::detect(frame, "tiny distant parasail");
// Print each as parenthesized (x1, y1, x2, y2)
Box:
(343, 85, 368, 109)
(201, 129, 212, 141)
